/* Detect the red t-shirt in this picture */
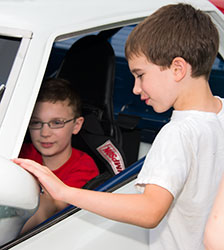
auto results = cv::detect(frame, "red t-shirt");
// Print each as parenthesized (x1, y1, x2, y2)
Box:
(19, 143, 99, 188)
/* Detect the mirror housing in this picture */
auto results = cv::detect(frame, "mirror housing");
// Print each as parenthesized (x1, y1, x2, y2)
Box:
(0, 156, 39, 245)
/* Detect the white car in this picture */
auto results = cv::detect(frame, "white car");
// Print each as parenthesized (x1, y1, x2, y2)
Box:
(0, 0, 224, 249)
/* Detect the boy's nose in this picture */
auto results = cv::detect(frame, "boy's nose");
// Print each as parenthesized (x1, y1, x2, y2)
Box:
(132, 80, 141, 95)
(40, 123, 52, 136)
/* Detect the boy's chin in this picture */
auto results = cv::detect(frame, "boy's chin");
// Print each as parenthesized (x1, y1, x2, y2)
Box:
(152, 105, 170, 114)
(36, 147, 55, 157)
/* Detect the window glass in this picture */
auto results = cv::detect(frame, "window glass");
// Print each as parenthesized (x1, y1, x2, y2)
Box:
(0, 36, 21, 101)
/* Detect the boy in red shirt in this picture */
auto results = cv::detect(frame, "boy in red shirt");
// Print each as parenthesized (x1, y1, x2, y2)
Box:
(19, 78, 99, 232)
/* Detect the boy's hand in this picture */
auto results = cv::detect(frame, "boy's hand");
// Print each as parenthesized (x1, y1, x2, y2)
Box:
(12, 158, 68, 202)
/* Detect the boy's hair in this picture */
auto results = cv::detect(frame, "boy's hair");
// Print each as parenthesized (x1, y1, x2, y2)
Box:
(125, 3, 219, 80)
(37, 78, 82, 117)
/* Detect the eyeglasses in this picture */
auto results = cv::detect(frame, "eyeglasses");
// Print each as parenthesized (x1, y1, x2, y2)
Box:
(29, 118, 76, 130)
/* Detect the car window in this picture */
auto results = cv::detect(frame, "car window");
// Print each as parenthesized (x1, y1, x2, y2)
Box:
(0, 36, 21, 102)
(110, 25, 135, 58)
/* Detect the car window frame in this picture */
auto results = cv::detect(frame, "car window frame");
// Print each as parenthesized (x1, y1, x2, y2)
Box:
(0, 27, 32, 126)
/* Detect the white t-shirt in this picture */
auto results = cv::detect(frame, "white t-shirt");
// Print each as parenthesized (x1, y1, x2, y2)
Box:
(136, 98, 224, 250)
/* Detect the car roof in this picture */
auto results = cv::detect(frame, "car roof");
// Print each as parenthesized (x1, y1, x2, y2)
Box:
(0, 0, 221, 38)
(0, 0, 223, 56)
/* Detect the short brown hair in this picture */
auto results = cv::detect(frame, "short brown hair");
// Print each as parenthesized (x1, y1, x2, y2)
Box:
(37, 78, 82, 117)
(125, 3, 219, 80)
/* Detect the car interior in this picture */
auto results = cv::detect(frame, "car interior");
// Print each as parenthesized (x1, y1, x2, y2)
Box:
(56, 32, 127, 189)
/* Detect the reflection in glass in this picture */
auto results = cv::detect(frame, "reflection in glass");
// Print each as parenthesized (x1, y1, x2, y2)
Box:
(0, 205, 37, 245)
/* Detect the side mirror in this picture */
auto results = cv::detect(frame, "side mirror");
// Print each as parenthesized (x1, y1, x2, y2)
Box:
(0, 156, 39, 245)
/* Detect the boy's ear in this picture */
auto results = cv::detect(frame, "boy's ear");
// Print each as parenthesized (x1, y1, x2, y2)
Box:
(171, 57, 188, 82)
(72, 116, 84, 135)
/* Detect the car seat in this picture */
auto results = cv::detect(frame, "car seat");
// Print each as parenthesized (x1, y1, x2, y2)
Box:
(56, 33, 127, 188)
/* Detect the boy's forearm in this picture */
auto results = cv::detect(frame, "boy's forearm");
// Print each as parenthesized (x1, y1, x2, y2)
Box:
(63, 184, 173, 228)
(21, 193, 68, 234)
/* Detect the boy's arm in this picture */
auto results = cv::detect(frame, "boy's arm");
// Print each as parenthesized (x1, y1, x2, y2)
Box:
(204, 174, 224, 250)
(13, 158, 173, 228)
(21, 190, 68, 234)
(68, 183, 173, 228)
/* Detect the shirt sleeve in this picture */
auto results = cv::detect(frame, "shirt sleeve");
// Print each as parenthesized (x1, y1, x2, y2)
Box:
(136, 122, 193, 198)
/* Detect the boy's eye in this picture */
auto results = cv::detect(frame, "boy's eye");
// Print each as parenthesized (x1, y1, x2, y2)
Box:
(137, 74, 143, 79)
(29, 120, 42, 129)
(30, 120, 41, 126)
(50, 120, 64, 126)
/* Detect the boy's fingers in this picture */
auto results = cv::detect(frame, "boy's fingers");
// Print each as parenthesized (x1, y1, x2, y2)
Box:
(13, 158, 39, 165)
(12, 158, 34, 168)
(11, 158, 66, 201)
(12, 158, 48, 177)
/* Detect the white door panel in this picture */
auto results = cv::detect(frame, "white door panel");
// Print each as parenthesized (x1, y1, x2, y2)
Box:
(12, 181, 149, 250)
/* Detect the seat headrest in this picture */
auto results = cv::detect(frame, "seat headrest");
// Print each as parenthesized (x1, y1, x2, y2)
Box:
(58, 35, 115, 110)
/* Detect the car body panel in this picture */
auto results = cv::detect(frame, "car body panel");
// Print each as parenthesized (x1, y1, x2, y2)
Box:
(11, 181, 149, 250)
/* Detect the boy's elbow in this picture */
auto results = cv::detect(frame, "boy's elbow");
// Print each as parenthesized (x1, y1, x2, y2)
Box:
(137, 185, 173, 229)
(139, 211, 163, 229)
(143, 218, 161, 229)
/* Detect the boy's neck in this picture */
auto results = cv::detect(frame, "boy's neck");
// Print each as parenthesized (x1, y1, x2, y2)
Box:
(42, 147, 72, 171)
(174, 78, 222, 114)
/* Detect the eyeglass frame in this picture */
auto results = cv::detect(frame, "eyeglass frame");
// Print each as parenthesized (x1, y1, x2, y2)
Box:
(29, 118, 76, 130)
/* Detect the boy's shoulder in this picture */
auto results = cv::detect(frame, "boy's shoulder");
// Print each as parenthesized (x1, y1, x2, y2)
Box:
(71, 147, 97, 166)
(19, 143, 42, 163)
(156, 109, 221, 142)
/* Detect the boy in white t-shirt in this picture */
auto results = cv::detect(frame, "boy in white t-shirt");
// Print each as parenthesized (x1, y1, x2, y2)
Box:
(13, 3, 224, 249)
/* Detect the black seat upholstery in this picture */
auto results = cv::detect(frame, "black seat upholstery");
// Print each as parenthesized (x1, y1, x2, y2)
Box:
(57, 34, 120, 141)
(56, 34, 127, 188)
